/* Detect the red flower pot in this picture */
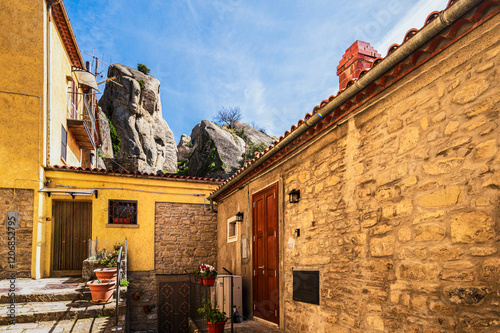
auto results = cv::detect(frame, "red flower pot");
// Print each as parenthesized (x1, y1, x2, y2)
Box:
(132, 294, 140, 300)
(94, 267, 117, 281)
(143, 306, 151, 313)
(202, 277, 215, 286)
(88, 279, 115, 304)
(207, 321, 226, 333)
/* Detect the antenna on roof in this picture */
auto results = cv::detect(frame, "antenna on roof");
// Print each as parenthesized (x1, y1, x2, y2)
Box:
(84, 50, 122, 88)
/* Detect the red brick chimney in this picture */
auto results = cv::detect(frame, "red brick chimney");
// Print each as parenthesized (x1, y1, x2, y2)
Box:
(337, 40, 381, 90)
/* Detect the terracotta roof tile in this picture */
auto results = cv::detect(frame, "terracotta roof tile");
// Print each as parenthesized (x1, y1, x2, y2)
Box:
(48, 165, 224, 183)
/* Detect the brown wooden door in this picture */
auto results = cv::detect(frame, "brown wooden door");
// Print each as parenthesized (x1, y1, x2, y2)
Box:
(252, 183, 279, 325)
(53, 201, 92, 274)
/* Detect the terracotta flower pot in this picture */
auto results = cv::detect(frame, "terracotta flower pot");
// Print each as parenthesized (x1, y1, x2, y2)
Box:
(202, 277, 216, 286)
(132, 293, 140, 300)
(88, 279, 115, 304)
(94, 267, 117, 281)
(207, 321, 226, 333)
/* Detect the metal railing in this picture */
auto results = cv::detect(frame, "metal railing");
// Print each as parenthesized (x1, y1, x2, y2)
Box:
(67, 91, 98, 147)
(83, 95, 98, 145)
(185, 271, 235, 333)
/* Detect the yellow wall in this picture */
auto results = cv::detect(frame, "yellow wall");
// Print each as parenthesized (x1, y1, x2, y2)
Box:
(0, 0, 45, 189)
(43, 170, 220, 275)
(49, 18, 85, 167)
(0, 0, 47, 279)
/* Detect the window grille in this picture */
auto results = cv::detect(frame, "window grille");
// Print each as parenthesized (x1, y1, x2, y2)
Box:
(109, 200, 137, 224)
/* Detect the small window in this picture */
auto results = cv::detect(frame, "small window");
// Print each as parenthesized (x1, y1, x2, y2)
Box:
(227, 216, 238, 243)
(61, 126, 67, 161)
(109, 200, 137, 224)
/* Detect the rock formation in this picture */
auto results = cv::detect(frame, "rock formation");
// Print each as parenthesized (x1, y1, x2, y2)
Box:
(187, 120, 245, 179)
(96, 107, 113, 169)
(98, 64, 177, 173)
(232, 120, 275, 146)
(178, 120, 275, 179)
(177, 134, 194, 162)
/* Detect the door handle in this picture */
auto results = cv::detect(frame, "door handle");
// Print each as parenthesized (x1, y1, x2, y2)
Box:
(258, 266, 265, 269)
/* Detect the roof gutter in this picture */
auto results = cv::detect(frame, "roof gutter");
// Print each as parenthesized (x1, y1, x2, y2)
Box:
(209, 0, 482, 201)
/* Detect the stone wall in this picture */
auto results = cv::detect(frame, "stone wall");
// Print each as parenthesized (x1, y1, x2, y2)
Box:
(128, 271, 158, 332)
(128, 203, 217, 331)
(216, 9, 500, 333)
(155, 203, 217, 274)
(0, 188, 33, 279)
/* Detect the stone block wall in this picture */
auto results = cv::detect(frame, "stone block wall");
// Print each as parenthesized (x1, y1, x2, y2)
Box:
(216, 9, 500, 333)
(155, 202, 217, 274)
(127, 203, 217, 332)
(281, 18, 500, 332)
(0, 188, 33, 279)
(128, 271, 158, 332)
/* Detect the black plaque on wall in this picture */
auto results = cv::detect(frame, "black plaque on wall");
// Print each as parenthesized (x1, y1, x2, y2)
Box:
(293, 270, 319, 305)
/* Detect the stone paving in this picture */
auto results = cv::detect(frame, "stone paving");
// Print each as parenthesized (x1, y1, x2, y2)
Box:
(0, 316, 123, 332)
(227, 320, 282, 332)
(0, 277, 125, 332)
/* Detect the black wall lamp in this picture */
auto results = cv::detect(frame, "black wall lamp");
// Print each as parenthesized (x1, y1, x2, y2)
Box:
(236, 212, 244, 223)
(288, 189, 300, 203)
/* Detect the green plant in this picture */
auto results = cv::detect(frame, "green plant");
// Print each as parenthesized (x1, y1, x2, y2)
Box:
(109, 121, 121, 155)
(198, 299, 226, 324)
(137, 63, 150, 75)
(196, 264, 217, 277)
(96, 243, 124, 268)
(136, 79, 145, 89)
(239, 142, 268, 166)
(120, 279, 129, 287)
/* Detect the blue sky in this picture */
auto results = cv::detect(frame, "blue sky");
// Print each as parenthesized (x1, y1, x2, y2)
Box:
(64, 0, 448, 143)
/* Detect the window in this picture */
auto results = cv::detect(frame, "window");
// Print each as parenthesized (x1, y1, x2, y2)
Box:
(109, 200, 137, 224)
(61, 125, 67, 161)
(227, 216, 238, 243)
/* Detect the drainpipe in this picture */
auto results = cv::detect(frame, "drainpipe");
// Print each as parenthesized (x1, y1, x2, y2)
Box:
(208, 0, 482, 201)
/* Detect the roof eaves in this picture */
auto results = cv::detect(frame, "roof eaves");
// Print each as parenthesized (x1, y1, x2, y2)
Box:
(46, 165, 224, 184)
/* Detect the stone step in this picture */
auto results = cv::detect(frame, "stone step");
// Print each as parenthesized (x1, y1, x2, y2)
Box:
(0, 299, 125, 326)
(0, 277, 92, 304)
(0, 314, 126, 333)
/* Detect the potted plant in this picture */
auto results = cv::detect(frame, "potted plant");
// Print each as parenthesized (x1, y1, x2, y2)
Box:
(87, 278, 115, 304)
(143, 304, 155, 313)
(196, 264, 217, 286)
(198, 299, 227, 333)
(94, 243, 124, 280)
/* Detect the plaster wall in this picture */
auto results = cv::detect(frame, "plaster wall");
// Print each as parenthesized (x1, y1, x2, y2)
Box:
(43, 170, 219, 276)
(48, 18, 83, 167)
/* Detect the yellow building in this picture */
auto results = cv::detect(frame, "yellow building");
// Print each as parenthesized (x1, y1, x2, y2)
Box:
(0, 0, 222, 289)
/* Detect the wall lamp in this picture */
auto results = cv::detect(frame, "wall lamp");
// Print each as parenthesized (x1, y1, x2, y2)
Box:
(288, 189, 300, 203)
(236, 212, 244, 223)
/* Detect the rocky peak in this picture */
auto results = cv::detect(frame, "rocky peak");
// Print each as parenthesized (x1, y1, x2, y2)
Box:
(233, 120, 275, 146)
(98, 64, 177, 173)
(187, 120, 245, 179)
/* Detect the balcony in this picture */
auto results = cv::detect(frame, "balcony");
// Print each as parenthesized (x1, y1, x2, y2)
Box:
(67, 94, 98, 150)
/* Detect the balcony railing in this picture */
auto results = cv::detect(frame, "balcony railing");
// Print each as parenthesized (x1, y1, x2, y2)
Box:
(67, 92, 98, 149)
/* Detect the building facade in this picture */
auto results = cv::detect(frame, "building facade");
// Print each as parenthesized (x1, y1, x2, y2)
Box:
(210, 1, 500, 331)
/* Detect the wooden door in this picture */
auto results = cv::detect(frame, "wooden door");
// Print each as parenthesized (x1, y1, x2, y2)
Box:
(52, 201, 92, 275)
(252, 183, 279, 325)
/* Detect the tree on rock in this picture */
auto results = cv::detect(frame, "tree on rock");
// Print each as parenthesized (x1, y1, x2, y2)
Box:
(137, 63, 150, 75)
(213, 106, 242, 128)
